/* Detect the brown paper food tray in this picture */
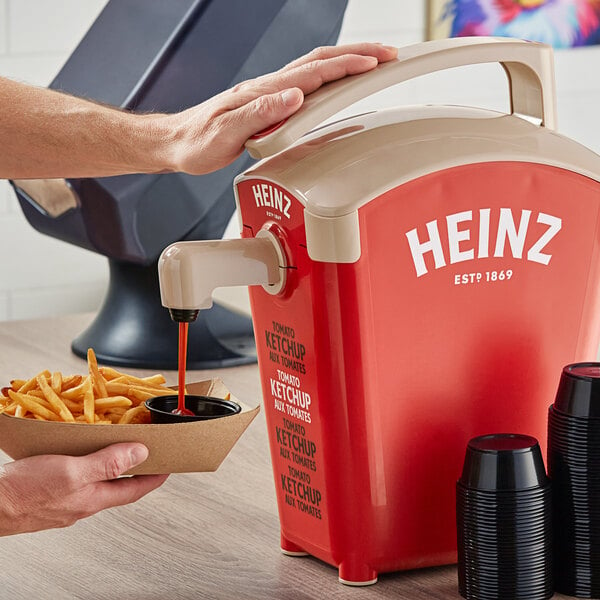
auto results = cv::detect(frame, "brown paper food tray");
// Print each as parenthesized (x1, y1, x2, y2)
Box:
(0, 379, 259, 475)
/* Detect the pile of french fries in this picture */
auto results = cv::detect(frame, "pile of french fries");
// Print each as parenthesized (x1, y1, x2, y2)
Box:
(0, 349, 174, 425)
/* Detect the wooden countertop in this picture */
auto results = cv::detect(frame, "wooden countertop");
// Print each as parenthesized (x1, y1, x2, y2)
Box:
(0, 314, 565, 599)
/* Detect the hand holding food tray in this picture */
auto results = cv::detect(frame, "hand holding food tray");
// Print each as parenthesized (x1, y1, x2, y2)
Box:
(0, 349, 259, 475)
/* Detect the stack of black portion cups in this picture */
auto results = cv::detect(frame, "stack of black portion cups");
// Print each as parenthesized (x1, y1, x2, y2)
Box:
(548, 363, 600, 597)
(456, 434, 553, 600)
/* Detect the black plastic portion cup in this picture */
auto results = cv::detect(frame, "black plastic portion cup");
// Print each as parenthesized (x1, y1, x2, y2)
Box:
(459, 433, 549, 491)
(549, 362, 600, 597)
(457, 434, 552, 600)
(554, 363, 600, 418)
(145, 394, 241, 423)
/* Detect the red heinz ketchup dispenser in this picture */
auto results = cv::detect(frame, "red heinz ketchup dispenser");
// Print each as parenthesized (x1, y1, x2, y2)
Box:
(159, 37, 600, 585)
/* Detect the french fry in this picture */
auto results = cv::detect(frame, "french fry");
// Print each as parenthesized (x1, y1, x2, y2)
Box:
(95, 396, 132, 410)
(98, 366, 122, 381)
(61, 378, 91, 400)
(1, 349, 178, 425)
(82, 376, 95, 424)
(17, 370, 51, 394)
(104, 381, 130, 396)
(118, 405, 151, 425)
(26, 393, 53, 410)
(8, 390, 61, 422)
(104, 413, 125, 424)
(106, 373, 167, 387)
(143, 374, 167, 386)
(60, 396, 84, 413)
(0, 400, 17, 415)
(104, 383, 167, 406)
(87, 348, 107, 398)
(51, 371, 62, 394)
(36, 375, 75, 423)
(61, 374, 82, 390)
(128, 386, 173, 403)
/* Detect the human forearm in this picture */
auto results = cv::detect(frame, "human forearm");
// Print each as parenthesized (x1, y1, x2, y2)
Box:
(0, 77, 175, 179)
(0, 43, 397, 180)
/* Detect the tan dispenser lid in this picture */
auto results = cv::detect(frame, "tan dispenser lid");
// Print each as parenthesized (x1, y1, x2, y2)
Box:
(238, 38, 600, 264)
(245, 36, 557, 160)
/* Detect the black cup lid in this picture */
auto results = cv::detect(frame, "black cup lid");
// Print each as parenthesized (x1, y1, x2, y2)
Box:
(459, 433, 548, 491)
(554, 363, 600, 419)
(469, 434, 539, 453)
(145, 394, 241, 423)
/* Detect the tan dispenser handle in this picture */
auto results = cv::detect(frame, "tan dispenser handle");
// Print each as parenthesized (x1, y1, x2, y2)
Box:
(245, 37, 556, 159)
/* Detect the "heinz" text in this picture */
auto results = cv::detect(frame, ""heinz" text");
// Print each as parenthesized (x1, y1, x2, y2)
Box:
(252, 183, 291, 219)
(405, 208, 562, 277)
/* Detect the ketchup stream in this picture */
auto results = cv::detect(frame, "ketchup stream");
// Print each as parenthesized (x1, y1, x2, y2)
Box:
(173, 322, 194, 416)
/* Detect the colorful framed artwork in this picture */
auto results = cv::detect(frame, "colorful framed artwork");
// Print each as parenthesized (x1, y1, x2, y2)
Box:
(428, 1, 600, 48)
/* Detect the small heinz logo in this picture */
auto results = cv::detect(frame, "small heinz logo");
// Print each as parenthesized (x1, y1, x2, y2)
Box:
(405, 208, 562, 277)
(252, 183, 291, 219)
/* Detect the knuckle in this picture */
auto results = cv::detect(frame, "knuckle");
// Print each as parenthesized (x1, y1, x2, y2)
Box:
(309, 46, 332, 60)
(254, 94, 276, 117)
(304, 58, 325, 74)
(103, 455, 125, 480)
(231, 80, 248, 95)
(299, 61, 325, 88)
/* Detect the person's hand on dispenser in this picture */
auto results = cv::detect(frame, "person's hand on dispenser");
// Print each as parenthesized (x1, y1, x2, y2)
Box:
(166, 42, 398, 174)
(0, 443, 167, 535)
(0, 42, 397, 179)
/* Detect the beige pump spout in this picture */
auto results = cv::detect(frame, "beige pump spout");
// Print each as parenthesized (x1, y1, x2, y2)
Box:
(158, 229, 286, 321)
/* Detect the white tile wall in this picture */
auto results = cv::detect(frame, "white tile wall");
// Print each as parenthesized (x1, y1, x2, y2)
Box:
(0, 180, 11, 214)
(0, 55, 69, 85)
(555, 46, 600, 94)
(10, 280, 105, 321)
(556, 93, 600, 155)
(340, 0, 424, 42)
(0, 1, 7, 55)
(1, 0, 600, 322)
(0, 211, 107, 289)
(0, 0, 109, 322)
(0, 291, 8, 321)
(7, 0, 106, 55)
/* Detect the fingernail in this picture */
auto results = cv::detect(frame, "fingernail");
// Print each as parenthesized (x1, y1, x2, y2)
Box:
(281, 88, 302, 107)
(129, 445, 149, 466)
